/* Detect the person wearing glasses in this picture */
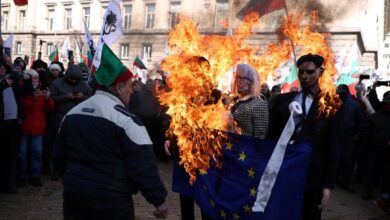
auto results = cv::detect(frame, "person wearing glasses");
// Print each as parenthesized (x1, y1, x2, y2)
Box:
(268, 54, 342, 220)
(225, 63, 269, 139)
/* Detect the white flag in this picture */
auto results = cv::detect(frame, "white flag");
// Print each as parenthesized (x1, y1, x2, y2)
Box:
(83, 20, 96, 57)
(61, 37, 71, 58)
(4, 34, 13, 56)
(92, 0, 123, 69)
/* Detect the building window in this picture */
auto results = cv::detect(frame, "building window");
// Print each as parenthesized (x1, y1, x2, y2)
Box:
(65, 8, 72, 30)
(120, 44, 129, 58)
(19, 10, 26, 30)
(83, 7, 90, 28)
(2, 11, 9, 30)
(145, 3, 155, 29)
(143, 44, 152, 60)
(16, 42, 22, 54)
(169, 1, 181, 28)
(47, 9, 55, 30)
(47, 43, 53, 56)
(123, 5, 132, 29)
(385, 43, 390, 48)
(215, 0, 229, 29)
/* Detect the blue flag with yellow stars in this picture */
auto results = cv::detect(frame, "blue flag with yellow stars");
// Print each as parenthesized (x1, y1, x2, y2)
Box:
(172, 132, 311, 220)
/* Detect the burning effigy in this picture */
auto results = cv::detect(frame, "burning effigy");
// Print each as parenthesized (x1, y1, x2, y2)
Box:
(159, 11, 341, 184)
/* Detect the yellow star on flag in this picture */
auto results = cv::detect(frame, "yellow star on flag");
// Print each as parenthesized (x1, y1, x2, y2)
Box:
(226, 142, 233, 150)
(199, 169, 208, 175)
(210, 199, 216, 208)
(233, 213, 240, 220)
(239, 151, 247, 161)
(248, 167, 255, 178)
(250, 188, 257, 197)
(243, 204, 252, 213)
(220, 210, 227, 219)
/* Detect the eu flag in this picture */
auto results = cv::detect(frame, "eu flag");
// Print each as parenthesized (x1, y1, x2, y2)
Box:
(173, 132, 311, 220)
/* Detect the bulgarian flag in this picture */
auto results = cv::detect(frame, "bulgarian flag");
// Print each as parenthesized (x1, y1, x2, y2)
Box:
(92, 0, 123, 76)
(94, 43, 129, 86)
(49, 46, 59, 62)
(336, 43, 360, 95)
(276, 55, 299, 93)
(237, 0, 286, 20)
(133, 57, 147, 69)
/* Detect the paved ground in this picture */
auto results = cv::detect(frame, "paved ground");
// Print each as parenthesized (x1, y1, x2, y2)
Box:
(0, 161, 389, 220)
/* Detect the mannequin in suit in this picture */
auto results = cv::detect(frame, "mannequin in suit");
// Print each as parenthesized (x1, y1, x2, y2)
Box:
(268, 54, 343, 220)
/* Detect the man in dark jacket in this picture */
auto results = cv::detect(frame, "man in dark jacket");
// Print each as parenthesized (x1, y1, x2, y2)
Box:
(268, 54, 342, 220)
(52, 63, 168, 219)
(361, 91, 390, 200)
(336, 84, 365, 193)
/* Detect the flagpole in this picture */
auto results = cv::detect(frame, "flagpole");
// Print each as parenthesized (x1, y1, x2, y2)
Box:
(283, 2, 298, 66)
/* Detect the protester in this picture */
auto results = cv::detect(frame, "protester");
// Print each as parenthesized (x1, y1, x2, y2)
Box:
(32, 59, 49, 88)
(360, 91, 390, 200)
(260, 82, 271, 100)
(0, 58, 32, 193)
(79, 63, 89, 81)
(52, 63, 168, 219)
(47, 62, 65, 86)
(268, 84, 282, 111)
(128, 78, 168, 161)
(17, 69, 54, 187)
(163, 56, 214, 220)
(268, 54, 342, 220)
(336, 84, 365, 193)
(13, 57, 27, 72)
(50, 64, 92, 127)
(41, 61, 65, 175)
(225, 63, 269, 139)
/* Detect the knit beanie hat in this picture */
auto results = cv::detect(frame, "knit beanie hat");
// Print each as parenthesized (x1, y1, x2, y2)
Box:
(49, 63, 62, 71)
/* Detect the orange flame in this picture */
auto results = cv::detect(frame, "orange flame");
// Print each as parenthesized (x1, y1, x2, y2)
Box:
(159, 12, 341, 183)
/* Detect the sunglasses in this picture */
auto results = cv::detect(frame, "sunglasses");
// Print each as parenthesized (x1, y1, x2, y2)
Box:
(236, 76, 253, 83)
(298, 68, 317, 75)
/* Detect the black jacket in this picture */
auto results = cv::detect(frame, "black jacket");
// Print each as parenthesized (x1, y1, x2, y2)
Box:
(52, 91, 167, 207)
(268, 92, 343, 190)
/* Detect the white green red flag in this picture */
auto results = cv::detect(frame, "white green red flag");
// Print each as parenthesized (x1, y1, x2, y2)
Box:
(336, 43, 360, 94)
(49, 46, 59, 62)
(276, 54, 299, 93)
(92, 0, 123, 75)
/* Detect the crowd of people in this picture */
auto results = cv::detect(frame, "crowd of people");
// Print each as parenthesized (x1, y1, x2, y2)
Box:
(0, 49, 389, 219)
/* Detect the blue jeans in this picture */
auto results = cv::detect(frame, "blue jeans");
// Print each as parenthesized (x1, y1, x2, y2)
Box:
(18, 135, 43, 178)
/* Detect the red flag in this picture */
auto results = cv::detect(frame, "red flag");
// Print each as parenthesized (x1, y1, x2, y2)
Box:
(13, 0, 28, 6)
(236, 0, 285, 20)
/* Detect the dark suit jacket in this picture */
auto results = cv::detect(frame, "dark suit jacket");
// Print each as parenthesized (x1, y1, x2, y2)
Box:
(268, 92, 342, 190)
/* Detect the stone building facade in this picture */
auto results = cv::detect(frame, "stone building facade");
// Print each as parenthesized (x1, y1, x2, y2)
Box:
(0, 0, 388, 77)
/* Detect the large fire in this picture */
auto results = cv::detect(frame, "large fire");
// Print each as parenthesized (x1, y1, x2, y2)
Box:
(159, 12, 341, 183)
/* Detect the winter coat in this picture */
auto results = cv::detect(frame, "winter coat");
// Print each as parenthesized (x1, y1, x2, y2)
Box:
(20, 95, 55, 136)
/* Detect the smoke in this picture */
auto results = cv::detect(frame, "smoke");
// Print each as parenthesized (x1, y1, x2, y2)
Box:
(288, 0, 352, 29)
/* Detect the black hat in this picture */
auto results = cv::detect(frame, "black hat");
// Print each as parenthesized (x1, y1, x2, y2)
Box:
(31, 59, 48, 70)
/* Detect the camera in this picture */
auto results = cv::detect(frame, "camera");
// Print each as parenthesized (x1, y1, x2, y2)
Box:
(376, 81, 390, 87)
(6, 71, 21, 82)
